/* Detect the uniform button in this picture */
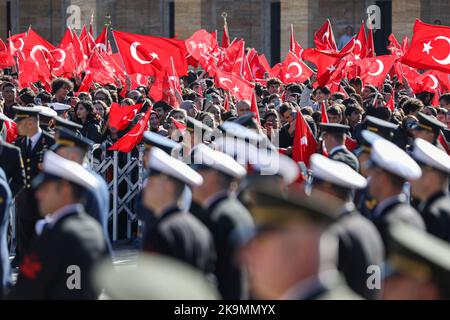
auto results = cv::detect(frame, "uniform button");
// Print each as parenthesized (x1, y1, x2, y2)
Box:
(27, 159, 31, 163)
(27, 176, 30, 179)
(27, 184, 31, 188)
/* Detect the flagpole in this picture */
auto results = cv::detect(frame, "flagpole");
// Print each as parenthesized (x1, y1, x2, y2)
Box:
(110, 23, 133, 93)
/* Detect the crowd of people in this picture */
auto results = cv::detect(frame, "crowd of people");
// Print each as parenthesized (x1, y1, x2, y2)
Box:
(0, 19, 450, 300)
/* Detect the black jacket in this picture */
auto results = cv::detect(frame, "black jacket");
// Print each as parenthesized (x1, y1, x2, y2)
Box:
(9, 206, 107, 299)
(0, 140, 25, 197)
(81, 120, 102, 143)
(325, 203, 384, 299)
(371, 196, 425, 248)
(143, 206, 216, 278)
(202, 192, 254, 300)
(417, 191, 450, 243)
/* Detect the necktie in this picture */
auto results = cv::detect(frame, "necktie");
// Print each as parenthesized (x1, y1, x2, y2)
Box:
(26, 138, 32, 157)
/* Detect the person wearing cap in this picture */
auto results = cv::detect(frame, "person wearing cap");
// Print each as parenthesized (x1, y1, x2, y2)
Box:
(354, 130, 383, 219)
(52, 128, 112, 256)
(0, 168, 12, 298)
(320, 123, 359, 171)
(309, 154, 384, 299)
(0, 114, 25, 197)
(48, 103, 71, 119)
(190, 144, 254, 300)
(382, 224, 450, 299)
(12, 106, 55, 266)
(8, 151, 107, 299)
(238, 186, 360, 300)
(367, 138, 425, 248)
(141, 147, 216, 278)
(34, 106, 57, 136)
(411, 138, 450, 242)
(412, 112, 447, 151)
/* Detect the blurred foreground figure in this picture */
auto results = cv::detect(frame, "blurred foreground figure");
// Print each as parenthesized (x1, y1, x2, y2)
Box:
(0, 168, 12, 298)
(239, 187, 361, 300)
(383, 224, 450, 300)
(9, 151, 107, 299)
(93, 254, 220, 300)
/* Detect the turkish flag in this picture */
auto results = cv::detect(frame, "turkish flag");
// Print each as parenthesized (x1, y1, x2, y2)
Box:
(280, 52, 313, 84)
(292, 111, 318, 167)
(394, 62, 420, 85)
(76, 72, 94, 94)
(402, 19, 450, 73)
(386, 94, 395, 111)
(222, 20, 230, 48)
(0, 38, 15, 68)
(250, 91, 261, 124)
(345, 136, 358, 152)
(185, 29, 219, 74)
(51, 44, 76, 77)
(387, 33, 403, 58)
(100, 50, 127, 85)
(411, 70, 444, 93)
(114, 30, 188, 77)
(109, 107, 152, 153)
(354, 22, 368, 60)
(367, 23, 375, 58)
(247, 49, 267, 80)
(95, 27, 110, 53)
(85, 49, 116, 85)
(171, 117, 187, 133)
(438, 133, 450, 155)
(22, 28, 55, 61)
(302, 48, 345, 86)
(320, 102, 329, 123)
(108, 102, 144, 131)
(290, 24, 304, 59)
(7, 32, 26, 57)
(162, 59, 182, 108)
(355, 55, 395, 87)
(314, 19, 337, 51)
(0, 114, 18, 143)
(215, 68, 255, 101)
(223, 94, 230, 112)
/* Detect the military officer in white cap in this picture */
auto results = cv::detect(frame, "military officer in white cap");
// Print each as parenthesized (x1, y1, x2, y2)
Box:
(367, 139, 425, 248)
(9, 151, 107, 299)
(411, 138, 450, 242)
(309, 154, 384, 299)
(48, 103, 71, 119)
(34, 106, 57, 136)
(190, 144, 254, 300)
(141, 147, 216, 279)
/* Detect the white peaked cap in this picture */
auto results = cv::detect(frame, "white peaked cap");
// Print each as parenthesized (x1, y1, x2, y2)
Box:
(311, 153, 367, 189)
(37, 151, 99, 189)
(48, 102, 71, 112)
(34, 105, 57, 118)
(371, 138, 422, 180)
(192, 143, 247, 178)
(413, 138, 450, 174)
(148, 147, 203, 186)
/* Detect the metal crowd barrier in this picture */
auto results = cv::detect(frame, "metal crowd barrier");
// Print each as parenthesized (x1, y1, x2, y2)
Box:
(88, 143, 146, 242)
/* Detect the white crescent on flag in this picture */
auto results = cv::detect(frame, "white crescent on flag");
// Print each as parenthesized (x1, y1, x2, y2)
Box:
(219, 77, 233, 87)
(426, 74, 439, 90)
(30, 45, 51, 62)
(368, 59, 384, 76)
(287, 62, 303, 78)
(130, 42, 151, 65)
(52, 48, 66, 70)
(431, 36, 450, 66)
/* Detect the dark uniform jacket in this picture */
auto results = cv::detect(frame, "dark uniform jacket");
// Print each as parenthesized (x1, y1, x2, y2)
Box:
(325, 203, 384, 299)
(417, 191, 450, 242)
(143, 205, 216, 278)
(370, 195, 425, 248)
(329, 146, 359, 172)
(9, 205, 107, 299)
(0, 140, 25, 197)
(201, 192, 254, 300)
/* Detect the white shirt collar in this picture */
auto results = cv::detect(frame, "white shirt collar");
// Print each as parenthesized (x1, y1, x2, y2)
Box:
(373, 194, 406, 217)
(329, 145, 346, 155)
(48, 204, 82, 227)
(29, 127, 42, 149)
(203, 190, 230, 209)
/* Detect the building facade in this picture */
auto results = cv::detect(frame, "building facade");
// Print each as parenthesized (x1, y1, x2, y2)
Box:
(0, 0, 448, 65)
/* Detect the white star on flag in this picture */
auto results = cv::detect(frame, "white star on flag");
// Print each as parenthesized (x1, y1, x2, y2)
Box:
(233, 86, 240, 93)
(301, 136, 308, 146)
(327, 65, 336, 73)
(150, 52, 159, 60)
(198, 42, 205, 49)
(285, 73, 291, 79)
(423, 41, 433, 55)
